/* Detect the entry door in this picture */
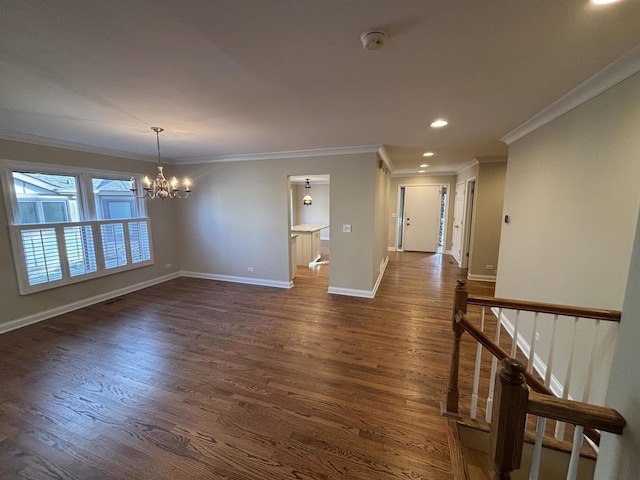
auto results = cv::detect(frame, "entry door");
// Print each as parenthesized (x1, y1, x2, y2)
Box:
(451, 182, 465, 264)
(403, 185, 441, 252)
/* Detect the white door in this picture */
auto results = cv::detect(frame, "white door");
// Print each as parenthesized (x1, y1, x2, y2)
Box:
(403, 185, 441, 252)
(452, 182, 465, 265)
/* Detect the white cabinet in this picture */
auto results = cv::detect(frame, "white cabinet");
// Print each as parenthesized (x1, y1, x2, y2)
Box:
(291, 224, 326, 266)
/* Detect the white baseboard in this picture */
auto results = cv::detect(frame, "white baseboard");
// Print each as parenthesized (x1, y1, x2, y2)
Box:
(388, 246, 397, 251)
(327, 286, 374, 298)
(444, 249, 453, 255)
(493, 308, 564, 398)
(467, 273, 497, 282)
(182, 271, 292, 289)
(2, 259, 386, 334)
(329, 257, 388, 299)
(372, 256, 389, 297)
(0, 272, 181, 335)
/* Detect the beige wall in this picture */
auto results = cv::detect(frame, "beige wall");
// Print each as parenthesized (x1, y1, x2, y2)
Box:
(174, 151, 383, 293)
(0, 139, 180, 327)
(467, 160, 506, 279)
(373, 158, 390, 280)
(595, 208, 640, 480)
(387, 175, 456, 251)
(495, 72, 640, 406)
(0, 144, 388, 327)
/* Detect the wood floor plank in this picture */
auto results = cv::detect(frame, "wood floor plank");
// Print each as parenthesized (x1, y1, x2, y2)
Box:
(0, 252, 494, 479)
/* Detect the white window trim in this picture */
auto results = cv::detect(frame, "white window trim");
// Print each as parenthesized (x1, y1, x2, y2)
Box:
(1, 160, 154, 295)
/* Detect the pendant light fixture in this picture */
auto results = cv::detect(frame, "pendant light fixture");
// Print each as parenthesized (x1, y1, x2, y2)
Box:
(130, 127, 191, 199)
(303, 178, 313, 206)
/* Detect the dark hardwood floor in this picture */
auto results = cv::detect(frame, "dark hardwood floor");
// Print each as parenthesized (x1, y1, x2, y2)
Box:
(0, 252, 494, 479)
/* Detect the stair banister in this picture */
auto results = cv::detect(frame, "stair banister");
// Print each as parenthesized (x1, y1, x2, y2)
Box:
(490, 358, 626, 480)
(445, 279, 468, 415)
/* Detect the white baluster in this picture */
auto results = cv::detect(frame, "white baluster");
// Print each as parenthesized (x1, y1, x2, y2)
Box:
(545, 315, 559, 388)
(485, 308, 502, 423)
(582, 320, 600, 402)
(566, 425, 584, 480)
(470, 307, 486, 419)
(510, 310, 520, 357)
(567, 320, 600, 480)
(555, 317, 578, 441)
(527, 312, 539, 373)
(529, 416, 546, 480)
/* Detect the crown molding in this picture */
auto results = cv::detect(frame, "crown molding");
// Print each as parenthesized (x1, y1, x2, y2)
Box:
(391, 170, 456, 178)
(455, 159, 479, 174)
(173, 144, 382, 165)
(476, 155, 507, 164)
(377, 145, 395, 172)
(0, 129, 155, 163)
(501, 43, 640, 145)
(0, 129, 383, 166)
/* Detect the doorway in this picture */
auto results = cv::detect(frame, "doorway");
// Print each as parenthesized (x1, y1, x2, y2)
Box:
(397, 184, 448, 253)
(451, 178, 476, 268)
(452, 182, 465, 264)
(461, 178, 476, 269)
(288, 175, 330, 285)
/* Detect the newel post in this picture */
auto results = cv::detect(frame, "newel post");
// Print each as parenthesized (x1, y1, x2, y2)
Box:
(491, 358, 529, 480)
(445, 280, 468, 415)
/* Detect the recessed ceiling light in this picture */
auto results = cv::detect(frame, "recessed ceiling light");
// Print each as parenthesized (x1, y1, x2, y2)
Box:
(418, 170, 426, 173)
(430, 119, 448, 128)
(592, 0, 622, 4)
(420, 164, 429, 168)
(423, 152, 434, 157)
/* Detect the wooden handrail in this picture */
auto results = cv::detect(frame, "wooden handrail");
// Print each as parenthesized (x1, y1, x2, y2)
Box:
(466, 295, 621, 322)
(527, 392, 626, 435)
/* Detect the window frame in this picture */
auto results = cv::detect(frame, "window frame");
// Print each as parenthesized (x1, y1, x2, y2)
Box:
(1, 160, 154, 295)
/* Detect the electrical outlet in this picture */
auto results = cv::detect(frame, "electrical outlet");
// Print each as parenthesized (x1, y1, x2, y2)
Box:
(343, 224, 352, 233)
(247, 267, 255, 272)
(165, 263, 172, 269)
(535, 332, 540, 342)
(485, 264, 494, 270)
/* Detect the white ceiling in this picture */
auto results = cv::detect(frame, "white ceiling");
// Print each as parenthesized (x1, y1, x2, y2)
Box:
(1, 0, 639, 174)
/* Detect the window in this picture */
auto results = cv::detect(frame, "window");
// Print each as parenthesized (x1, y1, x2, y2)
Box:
(92, 177, 138, 219)
(2, 164, 153, 294)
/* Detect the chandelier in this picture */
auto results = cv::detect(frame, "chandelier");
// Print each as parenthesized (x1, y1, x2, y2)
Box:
(303, 178, 313, 206)
(130, 127, 191, 199)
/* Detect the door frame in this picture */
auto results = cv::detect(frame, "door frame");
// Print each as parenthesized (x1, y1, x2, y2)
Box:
(460, 177, 477, 269)
(395, 182, 450, 252)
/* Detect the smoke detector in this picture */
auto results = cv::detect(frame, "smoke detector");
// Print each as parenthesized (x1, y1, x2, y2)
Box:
(360, 30, 386, 51)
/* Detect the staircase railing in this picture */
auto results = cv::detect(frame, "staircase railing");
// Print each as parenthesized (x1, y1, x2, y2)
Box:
(491, 358, 624, 480)
(444, 281, 624, 480)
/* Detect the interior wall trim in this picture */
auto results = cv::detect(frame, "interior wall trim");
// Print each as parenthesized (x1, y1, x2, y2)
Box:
(467, 273, 497, 283)
(182, 271, 292, 289)
(372, 256, 389, 297)
(0, 272, 180, 335)
(501, 44, 640, 145)
(0, 129, 154, 163)
(327, 286, 375, 299)
(173, 144, 382, 165)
